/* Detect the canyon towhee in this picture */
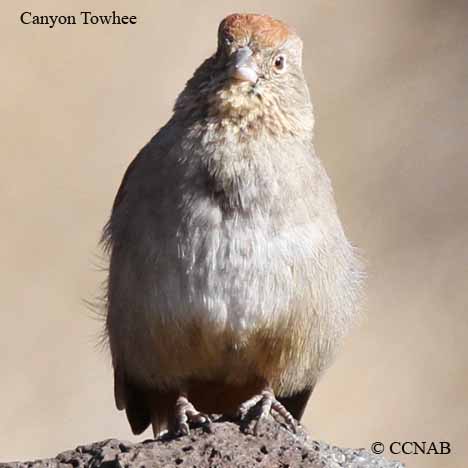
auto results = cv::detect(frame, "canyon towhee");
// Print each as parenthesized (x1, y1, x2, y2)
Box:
(102, 13, 363, 436)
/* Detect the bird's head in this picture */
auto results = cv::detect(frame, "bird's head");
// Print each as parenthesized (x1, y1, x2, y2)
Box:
(216, 13, 301, 87)
(174, 14, 314, 138)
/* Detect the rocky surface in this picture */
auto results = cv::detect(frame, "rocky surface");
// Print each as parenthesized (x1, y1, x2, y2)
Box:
(1, 418, 404, 468)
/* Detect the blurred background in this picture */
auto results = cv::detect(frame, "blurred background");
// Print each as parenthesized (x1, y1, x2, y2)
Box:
(2, 1, 467, 467)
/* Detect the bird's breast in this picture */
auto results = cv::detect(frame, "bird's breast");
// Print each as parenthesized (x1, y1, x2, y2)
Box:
(170, 208, 322, 337)
(153, 137, 325, 338)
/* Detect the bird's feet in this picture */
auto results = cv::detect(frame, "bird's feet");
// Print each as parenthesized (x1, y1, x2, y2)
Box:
(238, 387, 298, 435)
(174, 395, 212, 436)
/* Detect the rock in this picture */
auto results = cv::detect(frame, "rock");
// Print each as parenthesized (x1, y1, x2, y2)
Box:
(1, 418, 404, 468)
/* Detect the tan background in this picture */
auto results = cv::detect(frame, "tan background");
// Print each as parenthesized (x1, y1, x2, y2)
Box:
(1, 1, 467, 467)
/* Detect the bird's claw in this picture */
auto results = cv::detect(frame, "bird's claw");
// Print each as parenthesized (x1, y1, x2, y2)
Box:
(174, 395, 212, 436)
(238, 388, 297, 434)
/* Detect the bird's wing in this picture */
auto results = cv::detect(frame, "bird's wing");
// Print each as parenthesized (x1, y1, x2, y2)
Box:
(105, 134, 180, 435)
(113, 365, 152, 434)
(100, 144, 147, 252)
(112, 156, 140, 212)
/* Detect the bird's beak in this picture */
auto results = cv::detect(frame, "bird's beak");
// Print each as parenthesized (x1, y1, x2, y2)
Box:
(230, 47, 259, 84)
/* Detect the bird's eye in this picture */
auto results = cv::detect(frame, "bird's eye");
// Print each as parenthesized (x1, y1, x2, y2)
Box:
(273, 54, 286, 72)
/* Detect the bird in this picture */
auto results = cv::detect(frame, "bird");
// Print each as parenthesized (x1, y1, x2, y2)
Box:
(102, 13, 363, 437)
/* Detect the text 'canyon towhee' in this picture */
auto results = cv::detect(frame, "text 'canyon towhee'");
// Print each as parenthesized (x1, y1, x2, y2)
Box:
(102, 13, 363, 437)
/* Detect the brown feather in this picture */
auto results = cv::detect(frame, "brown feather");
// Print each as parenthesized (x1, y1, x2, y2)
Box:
(277, 387, 313, 421)
(121, 378, 152, 435)
(113, 366, 126, 411)
(187, 378, 265, 416)
(114, 367, 175, 435)
(219, 13, 294, 49)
